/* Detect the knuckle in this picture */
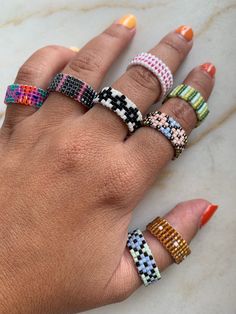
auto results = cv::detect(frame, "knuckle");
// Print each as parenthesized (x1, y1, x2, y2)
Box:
(102, 27, 125, 42)
(52, 136, 86, 172)
(68, 50, 104, 75)
(127, 66, 159, 95)
(16, 63, 42, 85)
(189, 77, 209, 98)
(97, 162, 135, 207)
(161, 37, 186, 60)
(167, 98, 195, 130)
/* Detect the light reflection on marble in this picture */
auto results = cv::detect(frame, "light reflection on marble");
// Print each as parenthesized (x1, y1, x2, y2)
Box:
(0, 1, 236, 313)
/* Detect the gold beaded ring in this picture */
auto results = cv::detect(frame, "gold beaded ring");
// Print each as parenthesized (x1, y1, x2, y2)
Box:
(146, 217, 191, 264)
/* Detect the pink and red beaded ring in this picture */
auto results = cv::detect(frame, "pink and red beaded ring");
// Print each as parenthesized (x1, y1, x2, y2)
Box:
(4, 84, 48, 108)
(128, 52, 173, 98)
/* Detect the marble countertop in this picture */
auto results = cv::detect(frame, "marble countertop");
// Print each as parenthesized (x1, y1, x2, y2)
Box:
(0, 1, 236, 313)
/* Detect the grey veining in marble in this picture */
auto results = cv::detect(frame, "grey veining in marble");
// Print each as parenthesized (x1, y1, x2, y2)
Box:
(0, 1, 236, 313)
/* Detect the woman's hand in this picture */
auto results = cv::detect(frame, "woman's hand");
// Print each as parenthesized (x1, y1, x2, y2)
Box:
(0, 15, 216, 313)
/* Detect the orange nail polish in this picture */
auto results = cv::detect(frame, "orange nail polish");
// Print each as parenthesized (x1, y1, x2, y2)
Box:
(175, 25, 193, 41)
(116, 14, 137, 29)
(200, 204, 218, 228)
(201, 63, 216, 78)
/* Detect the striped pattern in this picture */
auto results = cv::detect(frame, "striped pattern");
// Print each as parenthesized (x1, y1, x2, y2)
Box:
(48, 73, 97, 109)
(164, 84, 209, 125)
(147, 217, 191, 264)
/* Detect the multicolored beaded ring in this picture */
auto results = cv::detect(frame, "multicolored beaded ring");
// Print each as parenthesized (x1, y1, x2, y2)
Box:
(142, 111, 188, 159)
(127, 229, 161, 286)
(4, 84, 48, 109)
(128, 52, 173, 98)
(93, 87, 142, 133)
(47, 73, 97, 109)
(164, 84, 209, 126)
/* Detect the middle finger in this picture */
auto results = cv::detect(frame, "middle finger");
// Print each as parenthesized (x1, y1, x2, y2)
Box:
(87, 25, 193, 140)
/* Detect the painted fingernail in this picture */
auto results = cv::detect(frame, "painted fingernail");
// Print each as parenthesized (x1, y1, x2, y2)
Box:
(116, 14, 137, 29)
(175, 25, 194, 41)
(69, 47, 80, 52)
(201, 63, 216, 78)
(200, 204, 218, 228)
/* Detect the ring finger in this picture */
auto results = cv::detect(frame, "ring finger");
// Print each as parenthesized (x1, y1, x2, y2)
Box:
(127, 63, 215, 194)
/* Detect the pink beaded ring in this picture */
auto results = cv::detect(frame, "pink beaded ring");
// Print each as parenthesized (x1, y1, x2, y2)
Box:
(128, 52, 173, 98)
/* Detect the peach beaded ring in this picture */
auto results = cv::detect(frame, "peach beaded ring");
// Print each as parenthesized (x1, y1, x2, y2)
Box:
(142, 111, 188, 159)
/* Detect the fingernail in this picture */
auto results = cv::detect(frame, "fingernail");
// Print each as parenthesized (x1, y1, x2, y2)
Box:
(69, 47, 80, 52)
(116, 14, 137, 29)
(201, 63, 216, 78)
(200, 204, 218, 228)
(175, 25, 194, 41)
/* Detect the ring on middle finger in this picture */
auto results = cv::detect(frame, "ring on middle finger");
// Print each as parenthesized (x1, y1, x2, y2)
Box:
(128, 52, 173, 98)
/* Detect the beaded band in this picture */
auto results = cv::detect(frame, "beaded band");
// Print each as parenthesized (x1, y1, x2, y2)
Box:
(4, 84, 48, 109)
(93, 87, 142, 133)
(128, 52, 173, 98)
(47, 73, 97, 109)
(142, 111, 188, 158)
(127, 229, 161, 286)
(164, 84, 209, 125)
(146, 217, 191, 264)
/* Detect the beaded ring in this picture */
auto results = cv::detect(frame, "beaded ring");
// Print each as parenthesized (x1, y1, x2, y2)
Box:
(93, 87, 142, 133)
(47, 73, 97, 109)
(164, 84, 209, 125)
(142, 111, 188, 159)
(128, 52, 173, 98)
(146, 217, 191, 264)
(127, 229, 161, 286)
(4, 84, 48, 109)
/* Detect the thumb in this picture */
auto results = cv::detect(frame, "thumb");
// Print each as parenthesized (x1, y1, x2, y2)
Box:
(107, 199, 218, 302)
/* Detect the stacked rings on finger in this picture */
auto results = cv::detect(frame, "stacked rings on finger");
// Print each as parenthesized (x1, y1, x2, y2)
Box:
(47, 73, 97, 109)
(146, 217, 191, 264)
(127, 229, 161, 286)
(4, 84, 48, 109)
(142, 111, 188, 158)
(128, 52, 173, 98)
(164, 84, 209, 125)
(93, 87, 142, 133)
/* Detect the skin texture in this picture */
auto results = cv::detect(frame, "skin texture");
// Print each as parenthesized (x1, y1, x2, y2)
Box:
(0, 18, 216, 313)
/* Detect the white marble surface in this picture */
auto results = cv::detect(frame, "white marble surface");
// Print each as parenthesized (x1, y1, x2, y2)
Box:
(0, 0, 236, 313)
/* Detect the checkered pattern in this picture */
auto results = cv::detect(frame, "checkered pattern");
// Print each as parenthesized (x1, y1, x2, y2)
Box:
(48, 73, 97, 109)
(164, 84, 209, 126)
(127, 229, 161, 286)
(128, 52, 173, 98)
(4, 84, 48, 108)
(142, 111, 188, 159)
(93, 87, 142, 133)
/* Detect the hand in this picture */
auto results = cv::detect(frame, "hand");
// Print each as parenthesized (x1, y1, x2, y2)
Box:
(0, 15, 217, 313)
